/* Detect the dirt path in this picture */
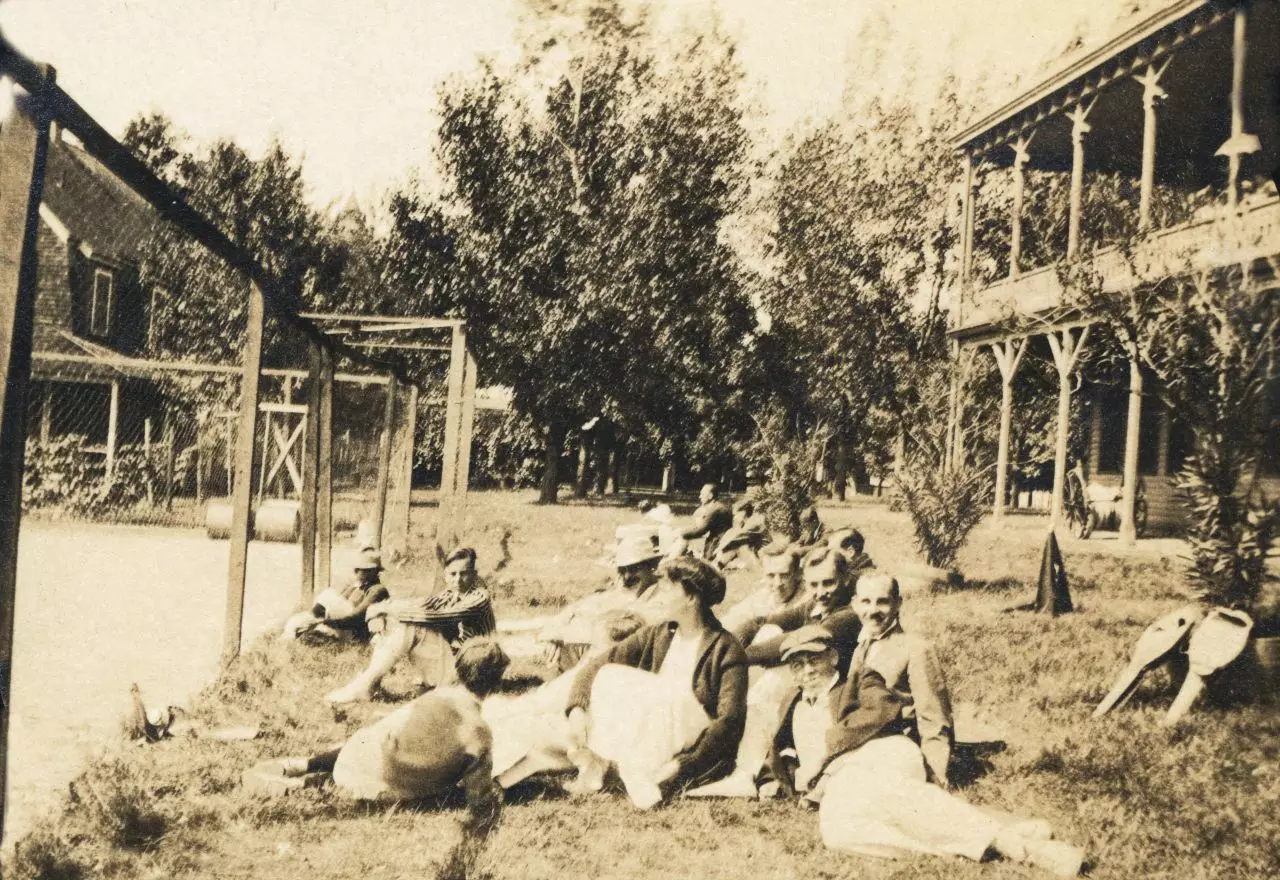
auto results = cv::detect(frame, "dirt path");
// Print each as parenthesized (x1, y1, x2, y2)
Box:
(4, 521, 357, 845)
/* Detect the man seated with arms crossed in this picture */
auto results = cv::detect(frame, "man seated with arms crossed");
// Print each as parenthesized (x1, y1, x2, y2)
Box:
(718, 542, 805, 633)
(778, 576, 1084, 875)
(326, 547, 498, 704)
(688, 546, 860, 797)
(283, 548, 390, 642)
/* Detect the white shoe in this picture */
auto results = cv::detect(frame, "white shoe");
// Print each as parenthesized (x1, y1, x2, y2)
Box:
(1022, 839, 1085, 877)
(325, 685, 372, 704)
(685, 772, 758, 799)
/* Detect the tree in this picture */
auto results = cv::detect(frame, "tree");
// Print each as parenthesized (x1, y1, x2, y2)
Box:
(434, 1, 755, 502)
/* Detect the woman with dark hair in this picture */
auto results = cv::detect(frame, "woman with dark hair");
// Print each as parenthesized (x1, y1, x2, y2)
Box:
(564, 556, 748, 808)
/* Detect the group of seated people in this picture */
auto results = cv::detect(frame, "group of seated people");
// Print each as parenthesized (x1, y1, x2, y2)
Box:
(269, 495, 1085, 877)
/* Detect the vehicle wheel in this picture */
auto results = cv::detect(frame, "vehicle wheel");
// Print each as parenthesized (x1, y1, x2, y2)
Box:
(1134, 498, 1149, 538)
(1079, 508, 1098, 540)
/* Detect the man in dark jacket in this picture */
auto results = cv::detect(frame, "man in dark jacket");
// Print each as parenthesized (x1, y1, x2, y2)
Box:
(681, 484, 734, 560)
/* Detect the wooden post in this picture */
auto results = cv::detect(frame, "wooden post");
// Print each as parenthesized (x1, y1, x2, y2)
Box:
(1120, 348, 1144, 545)
(163, 417, 175, 510)
(0, 66, 54, 835)
(1136, 62, 1169, 230)
(1067, 101, 1095, 259)
(255, 409, 270, 504)
(1009, 135, 1033, 277)
(1227, 4, 1248, 210)
(316, 346, 334, 592)
(1046, 326, 1091, 530)
(383, 382, 417, 559)
(372, 373, 397, 549)
(223, 281, 265, 665)
(1157, 406, 1171, 477)
(960, 151, 976, 289)
(39, 381, 51, 444)
(106, 379, 119, 477)
(991, 338, 1027, 520)
(951, 347, 977, 471)
(299, 343, 321, 604)
(438, 325, 467, 555)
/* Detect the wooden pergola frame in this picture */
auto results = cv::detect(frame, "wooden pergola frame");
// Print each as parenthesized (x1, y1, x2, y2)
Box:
(0, 34, 476, 831)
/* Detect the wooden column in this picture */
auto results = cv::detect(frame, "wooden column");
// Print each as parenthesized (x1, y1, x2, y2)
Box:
(1009, 135, 1033, 277)
(222, 281, 265, 665)
(1120, 346, 1144, 545)
(372, 373, 397, 549)
(990, 338, 1027, 520)
(1067, 100, 1096, 259)
(106, 379, 119, 477)
(1227, 4, 1248, 210)
(315, 346, 334, 593)
(951, 347, 977, 471)
(1135, 62, 1169, 231)
(960, 152, 976, 287)
(1046, 326, 1091, 530)
(0, 67, 54, 835)
(299, 343, 322, 604)
(1157, 406, 1171, 477)
(438, 325, 468, 555)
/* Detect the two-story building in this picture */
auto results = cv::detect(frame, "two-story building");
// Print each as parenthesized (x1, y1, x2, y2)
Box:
(31, 125, 165, 474)
(950, 0, 1280, 539)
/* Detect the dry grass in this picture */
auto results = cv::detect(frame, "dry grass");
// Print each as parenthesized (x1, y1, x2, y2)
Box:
(8, 492, 1280, 880)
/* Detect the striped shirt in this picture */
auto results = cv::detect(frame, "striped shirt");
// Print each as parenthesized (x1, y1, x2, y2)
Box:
(384, 589, 497, 645)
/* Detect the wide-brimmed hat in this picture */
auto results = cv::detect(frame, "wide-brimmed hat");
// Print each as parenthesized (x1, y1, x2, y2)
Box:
(614, 535, 662, 568)
(354, 548, 383, 571)
(780, 624, 835, 662)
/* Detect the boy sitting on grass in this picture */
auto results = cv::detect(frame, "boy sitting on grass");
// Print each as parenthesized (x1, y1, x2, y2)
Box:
(282, 548, 390, 642)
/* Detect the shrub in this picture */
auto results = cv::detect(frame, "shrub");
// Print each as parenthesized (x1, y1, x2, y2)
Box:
(896, 454, 992, 571)
(9, 829, 87, 880)
(22, 437, 158, 518)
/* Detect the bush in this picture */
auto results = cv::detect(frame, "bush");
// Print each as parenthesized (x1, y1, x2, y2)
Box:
(896, 454, 991, 571)
(22, 437, 159, 518)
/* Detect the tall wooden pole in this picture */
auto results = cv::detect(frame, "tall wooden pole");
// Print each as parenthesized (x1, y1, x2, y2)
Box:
(991, 338, 1027, 521)
(315, 346, 334, 592)
(1067, 101, 1094, 259)
(383, 382, 417, 560)
(1046, 326, 1090, 530)
(222, 281, 265, 665)
(455, 351, 477, 537)
(106, 379, 119, 477)
(438, 325, 467, 555)
(1227, 4, 1248, 210)
(1136, 63, 1168, 231)
(1120, 348, 1144, 545)
(372, 373, 397, 549)
(299, 342, 322, 604)
(0, 67, 54, 836)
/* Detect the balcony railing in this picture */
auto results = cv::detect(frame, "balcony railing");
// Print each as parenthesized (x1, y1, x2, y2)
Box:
(957, 195, 1280, 334)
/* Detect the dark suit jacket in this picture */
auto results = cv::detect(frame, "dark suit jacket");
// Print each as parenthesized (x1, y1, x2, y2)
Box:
(762, 669, 907, 796)
(566, 620, 748, 792)
(741, 601, 862, 673)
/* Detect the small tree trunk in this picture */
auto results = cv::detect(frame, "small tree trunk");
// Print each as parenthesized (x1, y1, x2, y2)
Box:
(607, 439, 621, 495)
(594, 428, 609, 496)
(661, 458, 676, 494)
(832, 437, 849, 501)
(852, 454, 871, 496)
(539, 421, 564, 504)
(574, 432, 590, 499)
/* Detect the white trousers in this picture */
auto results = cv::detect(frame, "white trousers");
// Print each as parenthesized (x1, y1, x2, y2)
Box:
(818, 735, 1001, 862)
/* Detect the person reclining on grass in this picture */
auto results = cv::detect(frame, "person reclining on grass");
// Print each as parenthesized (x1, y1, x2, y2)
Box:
(827, 527, 874, 577)
(326, 547, 497, 704)
(274, 637, 508, 818)
(563, 556, 748, 809)
(282, 548, 390, 642)
(687, 546, 861, 798)
(484, 608, 648, 791)
(526, 536, 671, 672)
(755, 623, 1085, 876)
(680, 483, 734, 560)
(710, 499, 769, 570)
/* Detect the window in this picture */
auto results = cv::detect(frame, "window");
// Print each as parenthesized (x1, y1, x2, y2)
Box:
(90, 267, 113, 337)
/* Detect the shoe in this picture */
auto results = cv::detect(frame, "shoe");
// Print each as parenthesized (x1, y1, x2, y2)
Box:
(685, 772, 758, 799)
(325, 686, 372, 704)
(280, 757, 310, 778)
(1022, 839, 1085, 877)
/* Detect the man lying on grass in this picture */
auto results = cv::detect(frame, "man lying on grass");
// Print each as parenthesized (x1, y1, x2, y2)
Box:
(262, 638, 509, 817)
(758, 622, 1086, 876)
(326, 547, 498, 704)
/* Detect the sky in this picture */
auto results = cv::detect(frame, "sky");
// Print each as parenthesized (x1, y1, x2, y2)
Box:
(0, 0, 1145, 211)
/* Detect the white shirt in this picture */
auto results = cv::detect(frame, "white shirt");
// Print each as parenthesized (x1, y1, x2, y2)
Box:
(658, 629, 701, 688)
(791, 674, 840, 791)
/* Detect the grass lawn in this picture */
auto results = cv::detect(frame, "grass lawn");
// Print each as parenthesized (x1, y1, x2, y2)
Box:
(8, 491, 1280, 880)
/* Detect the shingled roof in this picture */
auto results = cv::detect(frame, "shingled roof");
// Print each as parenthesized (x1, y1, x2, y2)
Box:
(41, 133, 158, 264)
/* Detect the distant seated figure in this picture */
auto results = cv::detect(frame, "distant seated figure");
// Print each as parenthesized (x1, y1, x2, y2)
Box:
(720, 543, 804, 634)
(534, 536, 671, 672)
(681, 483, 734, 560)
(271, 638, 508, 817)
(794, 506, 826, 553)
(326, 547, 498, 704)
(712, 499, 770, 570)
(282, 548, 390, 642)
(827, 527, 874, 577)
